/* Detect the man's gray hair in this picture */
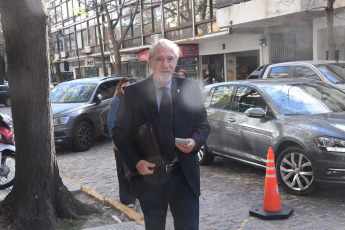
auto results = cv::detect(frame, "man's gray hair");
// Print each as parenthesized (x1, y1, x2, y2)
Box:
(149, 39, 180, 60)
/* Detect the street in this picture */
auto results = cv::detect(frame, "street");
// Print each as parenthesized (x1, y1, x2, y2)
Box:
(54, 137, 345, 230)
(1, 106, 345, 229)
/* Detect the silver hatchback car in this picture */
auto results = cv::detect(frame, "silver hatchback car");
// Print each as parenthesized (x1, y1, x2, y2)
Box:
(261, 60, 345, 91)
(200, 78, 345, 195)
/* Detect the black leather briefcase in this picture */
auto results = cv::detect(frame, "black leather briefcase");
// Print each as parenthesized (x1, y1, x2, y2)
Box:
(132, 122, 163, 167)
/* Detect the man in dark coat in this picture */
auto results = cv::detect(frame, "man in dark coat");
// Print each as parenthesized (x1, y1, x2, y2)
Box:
(113, 38, 210, 230)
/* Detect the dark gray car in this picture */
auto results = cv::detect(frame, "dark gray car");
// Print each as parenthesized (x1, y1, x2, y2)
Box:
(200, 78, 345, 195)
(51, 76, 135, 151)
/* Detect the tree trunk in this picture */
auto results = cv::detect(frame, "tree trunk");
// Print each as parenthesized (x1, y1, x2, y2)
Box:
(0, 55, 6, 84)
(54, 62, 62, 83)
(326, 0, 336, 60)
(0, 1, 96, 229)
(114, 44, 122, 75)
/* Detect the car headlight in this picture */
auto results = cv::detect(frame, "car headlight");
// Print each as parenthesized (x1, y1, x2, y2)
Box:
(53, 117, 70, 126)
(314, 136, 345, 152)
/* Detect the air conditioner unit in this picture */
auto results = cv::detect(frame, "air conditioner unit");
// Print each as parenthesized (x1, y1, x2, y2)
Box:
(60, 52, 67, 58)
(54, 54, 60, 60)
(84, 46, 92, 54)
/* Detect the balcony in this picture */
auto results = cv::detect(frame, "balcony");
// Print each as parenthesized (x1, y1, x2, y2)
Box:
(216, 0, 345, 30)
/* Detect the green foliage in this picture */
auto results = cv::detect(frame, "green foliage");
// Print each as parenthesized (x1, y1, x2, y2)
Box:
(70, 7, 88, 16)
(58, 218, 85, 230)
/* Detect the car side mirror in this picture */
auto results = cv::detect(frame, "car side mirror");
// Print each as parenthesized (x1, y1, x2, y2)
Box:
(245, 108, 266, 118)
(95, 94, 103, 104)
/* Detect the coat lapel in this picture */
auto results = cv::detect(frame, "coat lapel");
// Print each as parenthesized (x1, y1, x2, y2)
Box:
(144, 75, 160, 126)
(171, 77, 181, 131)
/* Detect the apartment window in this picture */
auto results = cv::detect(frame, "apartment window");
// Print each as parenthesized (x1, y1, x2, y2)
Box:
(179, 0, 192, 26)
(72, 0, 79, 10)
(82, 30, 88, 47)
(62, 2, 68, 20)
(70, 32, 75, 50)
(180, 27, 193, 39)
(143, 0, 152, 7)
(142, 9, 153, 34)
(114, 24, 121, 40)
(68, 0, 73, 18)
(121, 16, 131, 38)
(77, 31, 83, 49)
(88, 26, 97, 46)
(212, 0, 219, 19)
(133, 14, 141, 37)
(164, 1, 178, 29)
(50, 8, 56, 24)
(58, 36, 64, 52)
(195, 0, 210, 22)
(88, 18, 96, 27)
(153, 7, 162, 33)
(65, 34, 71, 51)
(165, 30, 179, 41)
(56, 4, 62, 22)
(196, 22, 211, 35)
(52, 37, 58, 54)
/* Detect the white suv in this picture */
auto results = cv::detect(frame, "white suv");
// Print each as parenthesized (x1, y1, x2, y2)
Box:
(262, 60, 345, 91)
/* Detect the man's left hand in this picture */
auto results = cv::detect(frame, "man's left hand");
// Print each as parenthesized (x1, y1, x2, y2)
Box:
(176, 138, 196, 154)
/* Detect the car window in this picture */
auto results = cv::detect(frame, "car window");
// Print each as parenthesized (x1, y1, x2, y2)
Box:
(207, 85, 234, 110)
(233, 86, 267, 113)
(263, 82, 345, 115)
(268, 66, 291, 78)
(51, 83, 97, 103)
(293, 66, 321, 80)
(204, 88, 215, 108)
(95, 80, 119, 100)
(315, 63, 345, 84)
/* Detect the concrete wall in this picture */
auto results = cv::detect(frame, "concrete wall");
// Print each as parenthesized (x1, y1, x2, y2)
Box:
(217, 0, 303, 27)
(313, 12, 345, 60)
(197, 34, 262, 56)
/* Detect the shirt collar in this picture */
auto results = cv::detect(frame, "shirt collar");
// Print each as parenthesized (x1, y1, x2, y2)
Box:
(153, 78, 172, 91)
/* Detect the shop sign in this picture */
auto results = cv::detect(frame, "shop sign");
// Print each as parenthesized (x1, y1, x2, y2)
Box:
(180, 45, 198, 57)
(138, 49, 149, 61)
(86, 59, 94, 67)
(122, 53, 138, 61)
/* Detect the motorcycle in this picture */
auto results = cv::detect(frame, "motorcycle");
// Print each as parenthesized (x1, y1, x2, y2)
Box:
(0, 113, 15, 189)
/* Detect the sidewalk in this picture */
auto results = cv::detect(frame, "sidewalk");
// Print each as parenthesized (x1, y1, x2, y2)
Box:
(0, 177, 144, 230)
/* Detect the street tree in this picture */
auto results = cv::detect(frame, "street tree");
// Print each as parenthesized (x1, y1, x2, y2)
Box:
(0, 25, 6, 85)
(101, 0, 139, 75)
(0, 1, 96, 229)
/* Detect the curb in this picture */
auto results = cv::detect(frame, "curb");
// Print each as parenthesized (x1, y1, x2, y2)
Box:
(61, 176, 144, 226)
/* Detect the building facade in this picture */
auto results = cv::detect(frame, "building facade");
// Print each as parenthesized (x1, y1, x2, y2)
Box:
(48, 0, 345, 84)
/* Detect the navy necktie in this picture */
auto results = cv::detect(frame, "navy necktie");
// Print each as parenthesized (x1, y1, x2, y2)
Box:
(159, 87, 175, 163)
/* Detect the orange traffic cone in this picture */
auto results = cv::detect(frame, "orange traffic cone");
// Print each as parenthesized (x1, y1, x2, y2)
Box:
(263, 147, 281, 212)
(249, 147, 293, 220)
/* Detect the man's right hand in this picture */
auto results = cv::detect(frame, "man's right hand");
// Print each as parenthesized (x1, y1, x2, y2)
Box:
(136, 160, 155, 175)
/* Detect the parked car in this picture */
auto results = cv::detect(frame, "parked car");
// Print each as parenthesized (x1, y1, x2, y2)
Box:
(200, 78, 345, 195)
(261, 60, 345, 91)
(247, 64, 271, 79)
(0, 85, 10, 107)
(51, 76, 136, 151)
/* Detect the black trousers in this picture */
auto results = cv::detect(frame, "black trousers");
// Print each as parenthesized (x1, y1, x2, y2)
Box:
(139, 165, 199, 230)
(114, 149, 136, 205)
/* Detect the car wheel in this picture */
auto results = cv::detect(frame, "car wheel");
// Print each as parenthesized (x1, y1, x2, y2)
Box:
(4, 97, 10, 107)
(198, 145, 214, 165)
(72, 121, 94, 152)
(276, 146, 315, 195)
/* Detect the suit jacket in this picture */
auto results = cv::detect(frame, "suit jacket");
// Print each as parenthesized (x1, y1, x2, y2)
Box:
(112, 75, 210, 197)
